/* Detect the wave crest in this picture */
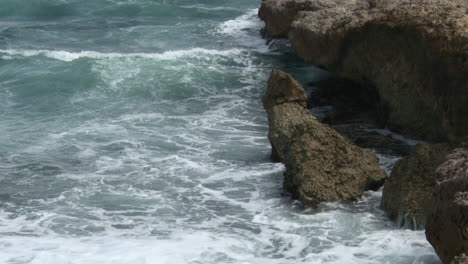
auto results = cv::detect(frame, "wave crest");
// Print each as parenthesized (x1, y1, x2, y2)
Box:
(0, 48, 243, 62)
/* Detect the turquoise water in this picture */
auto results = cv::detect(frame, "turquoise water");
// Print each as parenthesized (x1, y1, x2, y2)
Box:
(0, 1, 439, 263)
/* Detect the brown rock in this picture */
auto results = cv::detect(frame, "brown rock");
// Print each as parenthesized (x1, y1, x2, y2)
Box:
(259, 0, 468, 142)
(262, 69, 309, 109)
(426, 142, 468, 264)
(450, 254, 468, 264)
(258, 0, 343, 38)
(380, 143, 451, 229)
(263, 69, 387, 207)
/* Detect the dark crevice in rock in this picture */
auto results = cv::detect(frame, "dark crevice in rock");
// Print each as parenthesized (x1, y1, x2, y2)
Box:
(307, 75, 413, 156)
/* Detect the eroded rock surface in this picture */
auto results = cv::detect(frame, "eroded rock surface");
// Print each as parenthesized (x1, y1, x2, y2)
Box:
(380, 143, 451, 229)
(451, 254, 468, 264)
(426, 142, 468, 264)
(259, 0, 468, 142)
(263, 69, 387, 207)
(258, 0, 344, 37)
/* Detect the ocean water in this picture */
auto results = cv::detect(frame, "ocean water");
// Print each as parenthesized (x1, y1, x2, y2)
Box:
(0, 1, 440, 263)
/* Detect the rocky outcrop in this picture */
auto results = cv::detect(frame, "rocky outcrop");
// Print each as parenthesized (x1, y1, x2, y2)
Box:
(258, 0, 343, 37)
(259, 0, 468, 142)
(380, 143, 451, 229)
(426, 142, 468, 264)
(263, 69, 387, 207)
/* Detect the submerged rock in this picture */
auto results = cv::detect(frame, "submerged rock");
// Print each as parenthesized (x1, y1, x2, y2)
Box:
(426, 142, 468, 264)
(263, 69, 387, 207)
(259, 0, 468, 142)
(380, 143, 450, 229)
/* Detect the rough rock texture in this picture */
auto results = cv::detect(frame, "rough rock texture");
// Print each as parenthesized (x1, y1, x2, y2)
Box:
(426, 142, 468, 264)
(263, 69, 387, 207)
(451, 254, 468, 264)
(258, 0, 343, 37)
(380, 143, 451, 229)
(259, 0, 468, 142)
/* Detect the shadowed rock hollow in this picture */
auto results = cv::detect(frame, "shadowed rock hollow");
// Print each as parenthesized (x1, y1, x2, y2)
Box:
(263, 69, 387, 207)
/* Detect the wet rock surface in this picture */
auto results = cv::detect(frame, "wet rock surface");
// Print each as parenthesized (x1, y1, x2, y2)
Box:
(380, 143, 451, 229)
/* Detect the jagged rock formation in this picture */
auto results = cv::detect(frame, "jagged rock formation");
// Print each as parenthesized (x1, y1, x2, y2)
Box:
(426, 142, 468, 264)
(259, 0, 468, 142)
(380, 143, 450, 229)
(263, 69, 387, 207)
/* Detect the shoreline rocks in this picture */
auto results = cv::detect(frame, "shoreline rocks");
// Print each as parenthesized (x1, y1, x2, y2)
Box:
(259, 0, 468, 142)
(426, 142, 468, 264)
(380, 143, 451, 229)
(263, 69, 387, 207)
(259, 1, 467, 261)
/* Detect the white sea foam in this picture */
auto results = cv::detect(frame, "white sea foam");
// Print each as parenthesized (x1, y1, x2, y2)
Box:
(217, 9, 267, 50)
(181, 4, 239, 12)
(218, 9, 261, 35)
(0, 48, 243, 62)
(0, 185, 440, 264)
(0, 6, 440, 264)
(376, 153, 402, 175)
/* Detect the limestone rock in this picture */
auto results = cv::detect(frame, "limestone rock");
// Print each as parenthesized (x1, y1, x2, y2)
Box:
(380, 143, 451, 229)
(259, 0, 468, 142)
(262, 69, 309, 109)
(258, 0, 344, 38)
(263, 69, 387, 207)
(426, 142, 468, 264)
